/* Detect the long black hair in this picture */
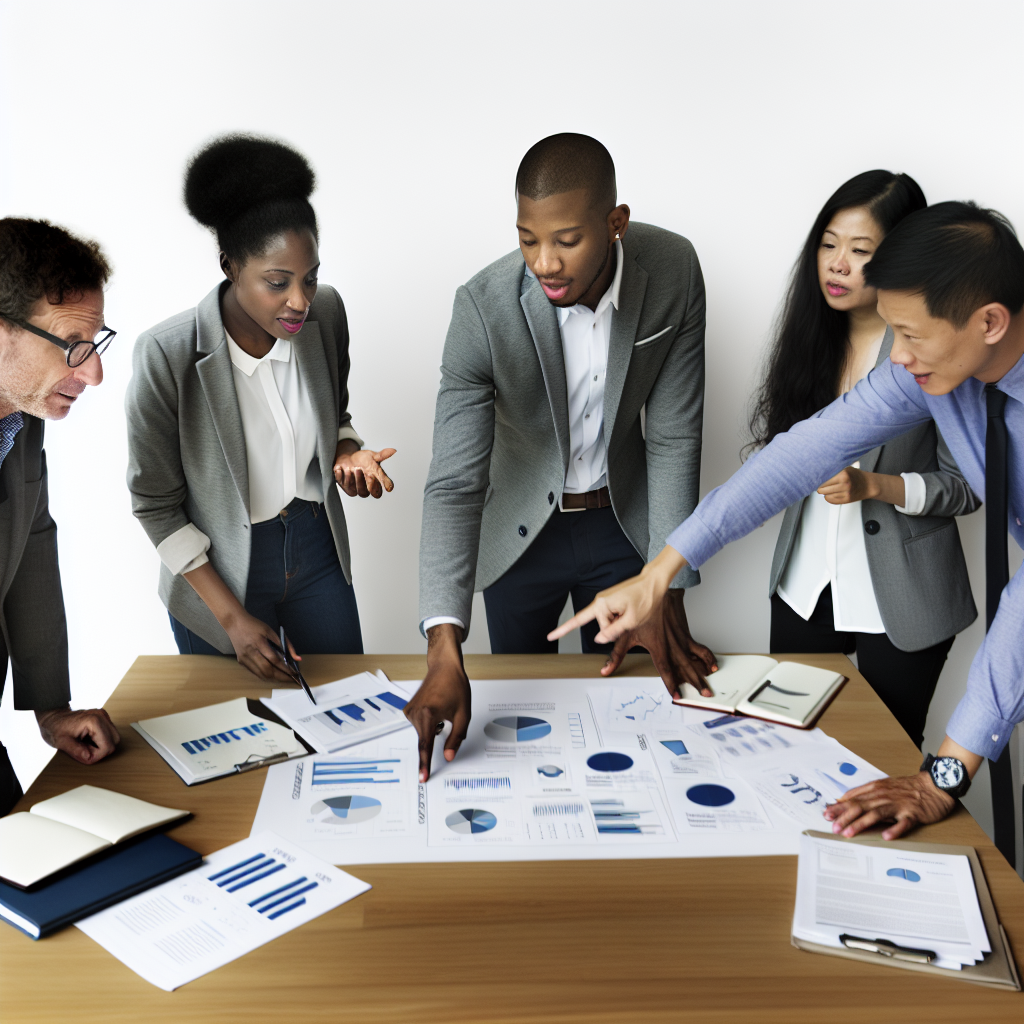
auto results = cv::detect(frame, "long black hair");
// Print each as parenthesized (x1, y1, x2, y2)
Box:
(748, 170, 926, 449)
(184, 134, 318, 265)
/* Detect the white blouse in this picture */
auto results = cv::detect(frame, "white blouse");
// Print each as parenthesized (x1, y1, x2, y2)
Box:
(156, 331, 363, 575)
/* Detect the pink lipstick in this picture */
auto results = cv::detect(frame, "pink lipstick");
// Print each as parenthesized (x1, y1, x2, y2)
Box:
(279, 318, 305, 335)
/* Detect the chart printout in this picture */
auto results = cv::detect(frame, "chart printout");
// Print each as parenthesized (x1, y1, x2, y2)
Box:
(76, 833, 370, 990)
(253, 678, 870, 863)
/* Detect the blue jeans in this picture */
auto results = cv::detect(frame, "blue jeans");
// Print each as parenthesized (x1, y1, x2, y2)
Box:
(171, 498, 363, 656)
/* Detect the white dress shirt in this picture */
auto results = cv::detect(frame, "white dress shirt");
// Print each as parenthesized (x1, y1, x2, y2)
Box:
(776, 463, 927, 632)
(156, 331, 363, 576)
(423, 242, 624, 635)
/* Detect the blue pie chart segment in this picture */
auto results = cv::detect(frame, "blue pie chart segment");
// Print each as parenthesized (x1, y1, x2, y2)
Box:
(661, 740, 689, 756)
(537, 765, 564, 778)
(446, 808, 498, 834)
(686, 784, 736, 807)
(312, 794, 382, 823)
(587, 752, 634, 773)
(886, 867, 921, 882)
(484, 716, 552, 743)
(838, 762, 858, 776)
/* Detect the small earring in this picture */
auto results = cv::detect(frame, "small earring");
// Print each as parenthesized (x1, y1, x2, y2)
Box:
(615, 233, 620, 239)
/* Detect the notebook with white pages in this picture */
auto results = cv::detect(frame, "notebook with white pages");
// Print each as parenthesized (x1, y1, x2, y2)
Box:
(673, 655, 846, 728)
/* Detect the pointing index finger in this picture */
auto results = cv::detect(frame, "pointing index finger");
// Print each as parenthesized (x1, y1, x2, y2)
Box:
(548, 603, 598, 641)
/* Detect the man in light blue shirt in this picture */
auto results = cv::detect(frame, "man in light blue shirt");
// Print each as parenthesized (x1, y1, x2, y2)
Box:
(553, 201, 1024, 841)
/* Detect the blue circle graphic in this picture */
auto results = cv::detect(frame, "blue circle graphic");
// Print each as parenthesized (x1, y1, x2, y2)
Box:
(686, 784, 736, 807)
(587, 752, 634, 773)
(838, 762, 858, 776)
(537, 765, 564, 778)
(886, 867, 921, 882)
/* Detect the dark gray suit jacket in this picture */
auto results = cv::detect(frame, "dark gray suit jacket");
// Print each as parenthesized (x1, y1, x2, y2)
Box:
(126, 283, 358, 652)
(420, 222, 706, 634)
(769, 327, 979, 651)
(0, 417, 71, 709)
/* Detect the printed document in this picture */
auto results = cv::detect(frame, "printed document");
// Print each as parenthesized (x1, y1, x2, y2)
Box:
(76, 832, 369, 990)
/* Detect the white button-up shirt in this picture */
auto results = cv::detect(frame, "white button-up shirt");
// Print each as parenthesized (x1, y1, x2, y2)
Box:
(156, 331, 363, 576)
(422, 241, 624, 635)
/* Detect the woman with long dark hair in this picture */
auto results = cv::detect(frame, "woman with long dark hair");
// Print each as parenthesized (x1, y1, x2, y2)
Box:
(749, 170, 979, 748)
(126, 135, 395, 681)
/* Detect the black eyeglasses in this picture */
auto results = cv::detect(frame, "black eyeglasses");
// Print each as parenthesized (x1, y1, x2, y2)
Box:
(1, 314, 116, 368)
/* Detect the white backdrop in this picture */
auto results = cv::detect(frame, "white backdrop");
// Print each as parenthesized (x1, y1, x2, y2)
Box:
(1, 0, 1021, 836)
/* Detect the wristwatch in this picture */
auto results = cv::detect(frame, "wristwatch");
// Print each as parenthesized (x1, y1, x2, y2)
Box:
(920, 753, 971, 799)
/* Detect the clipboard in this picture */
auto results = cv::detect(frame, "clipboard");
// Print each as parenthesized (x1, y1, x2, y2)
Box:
(792, 830, 1021, 990)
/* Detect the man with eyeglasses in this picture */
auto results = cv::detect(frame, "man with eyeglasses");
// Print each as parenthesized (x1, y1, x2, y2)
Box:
(0, 217, 120, 814)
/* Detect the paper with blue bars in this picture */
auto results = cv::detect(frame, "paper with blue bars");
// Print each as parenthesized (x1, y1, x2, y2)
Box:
(261, 670, 413, 753)
(76, 832, 370, 990)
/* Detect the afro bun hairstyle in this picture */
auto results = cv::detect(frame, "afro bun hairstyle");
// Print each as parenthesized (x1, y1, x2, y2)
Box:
(183, 134, 318, 265)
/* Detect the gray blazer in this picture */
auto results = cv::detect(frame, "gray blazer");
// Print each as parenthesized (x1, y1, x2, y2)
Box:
(420, 221, 706, 634)
(0, 417, 70, 709)
(126, 283, 357, 652)
(769, 327, 979, 651)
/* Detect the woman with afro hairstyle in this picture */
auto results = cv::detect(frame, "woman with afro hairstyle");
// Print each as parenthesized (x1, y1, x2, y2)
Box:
(126, 134, 395, 679)
(748, 170, 978, 748)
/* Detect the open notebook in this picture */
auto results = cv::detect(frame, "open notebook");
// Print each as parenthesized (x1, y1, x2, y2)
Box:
(674, 655, 846, 728)
(0, 786, 189, 888)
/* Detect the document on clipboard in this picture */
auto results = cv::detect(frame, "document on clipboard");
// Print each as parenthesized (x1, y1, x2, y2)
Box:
(792, 831, 1020, 989)
(132, 697, 308, 786)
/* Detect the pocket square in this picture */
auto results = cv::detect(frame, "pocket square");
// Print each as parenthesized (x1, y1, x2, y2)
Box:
(634, 326, 674, 348)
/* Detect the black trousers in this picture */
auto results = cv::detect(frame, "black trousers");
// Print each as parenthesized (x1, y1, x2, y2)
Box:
(770, 585, 953, 749)
(484, 506, 644, 654)
(0, 742, 23, 816)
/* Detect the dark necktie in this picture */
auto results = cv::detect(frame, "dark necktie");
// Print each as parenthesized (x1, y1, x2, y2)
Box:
(985, 384, 1014, 865)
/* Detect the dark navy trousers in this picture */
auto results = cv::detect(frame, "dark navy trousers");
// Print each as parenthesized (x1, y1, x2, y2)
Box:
(171, 498, 363, 656)
(483, 506, 644, 654)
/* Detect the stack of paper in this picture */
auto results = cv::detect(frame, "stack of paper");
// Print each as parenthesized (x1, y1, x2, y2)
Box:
(261, 671, 413, 753)
(133, 697, 307, 784)
(793, 833, 991, 970)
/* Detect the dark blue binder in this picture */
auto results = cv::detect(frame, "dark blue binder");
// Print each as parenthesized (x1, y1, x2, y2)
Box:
(0, 832, 202, 939)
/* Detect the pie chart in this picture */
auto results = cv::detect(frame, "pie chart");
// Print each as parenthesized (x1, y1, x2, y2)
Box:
(686, 784, 736, 807)
(446, 808, 498, 834)
(311, 795, 382, 823)
(587, 752, 634, 772)
(886, 868, 921, 882)
(537, 764, 564, 778)
(484, 716, 551, 743)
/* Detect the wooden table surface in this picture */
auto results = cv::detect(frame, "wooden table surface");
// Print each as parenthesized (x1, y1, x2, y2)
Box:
(1, 653, 1020, 1023)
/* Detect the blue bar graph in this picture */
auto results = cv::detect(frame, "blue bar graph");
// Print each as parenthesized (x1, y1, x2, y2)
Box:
(375, 691, 408, 710)
(216, 858, 276, 887)
(248, 877, 308, 908)
(208, 853, 264, 882)
(258, 882, 319, 914)
(268, 897, 307, 920)
(227, 862, 285, 892)
(311, 760, 401, 787)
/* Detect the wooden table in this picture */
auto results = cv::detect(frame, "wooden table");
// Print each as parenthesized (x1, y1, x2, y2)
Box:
(1, 653, 1020, 1023)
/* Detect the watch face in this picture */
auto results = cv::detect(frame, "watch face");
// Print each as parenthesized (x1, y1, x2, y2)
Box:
(933, 757, 964, 790)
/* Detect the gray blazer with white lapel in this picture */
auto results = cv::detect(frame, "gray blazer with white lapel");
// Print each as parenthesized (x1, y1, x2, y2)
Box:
(126, 282, 356, 652)
(0, 416, 70, 709)
(769, 327, 979, 651)
(419, 221, 705, 635)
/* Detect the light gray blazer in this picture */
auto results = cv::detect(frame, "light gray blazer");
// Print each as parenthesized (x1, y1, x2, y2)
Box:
(126, 283, 357, 652)
(769, 327, 979, 651)
(420, 221, 706, 634)
(0, 417, 70, 709)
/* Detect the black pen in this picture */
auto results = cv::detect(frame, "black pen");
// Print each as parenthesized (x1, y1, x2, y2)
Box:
(278, 627, 316, 705)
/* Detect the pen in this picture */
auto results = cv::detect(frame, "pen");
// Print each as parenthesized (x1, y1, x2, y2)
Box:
(839, 934, 936, 963)
(278, 627, 316, 705)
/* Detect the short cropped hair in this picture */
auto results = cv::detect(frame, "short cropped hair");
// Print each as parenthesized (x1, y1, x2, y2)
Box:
(515, 133, 616, 211)
(184, 134, 318, 265)
(0, 218, 111, 323)
(865, 201, 1024, 328)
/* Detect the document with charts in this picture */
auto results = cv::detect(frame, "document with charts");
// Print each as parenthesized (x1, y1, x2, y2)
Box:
(76, 832, 369, 990)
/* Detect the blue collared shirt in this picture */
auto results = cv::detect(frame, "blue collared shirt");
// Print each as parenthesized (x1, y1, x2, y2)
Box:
(0, 411, 24, 470)
(667, 352, 1024, 761)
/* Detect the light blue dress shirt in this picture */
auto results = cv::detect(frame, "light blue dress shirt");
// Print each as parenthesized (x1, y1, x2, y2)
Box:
(667, 353, 1024, 761)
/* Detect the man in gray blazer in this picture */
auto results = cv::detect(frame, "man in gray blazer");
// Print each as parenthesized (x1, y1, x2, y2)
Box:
(0, 218, 121, 814)
(410, 134, 713, 778)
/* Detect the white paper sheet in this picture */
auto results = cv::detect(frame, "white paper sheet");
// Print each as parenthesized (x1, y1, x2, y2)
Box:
(793, 834, 991, 969)
(134, 697, 307, 784)
(29, 785, 188, 844)
(252, 678, 809, 862)
(76, 832, 370, 990)
(262, 672, 413, 753)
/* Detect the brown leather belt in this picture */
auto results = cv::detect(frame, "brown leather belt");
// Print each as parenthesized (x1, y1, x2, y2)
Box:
(561, 486, 612, 511)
